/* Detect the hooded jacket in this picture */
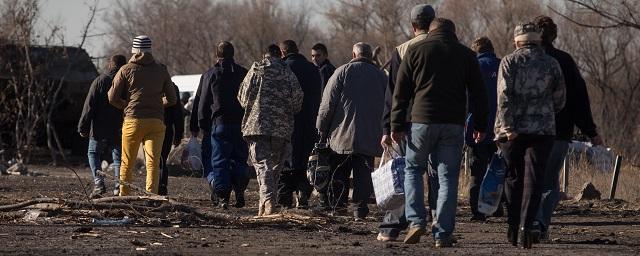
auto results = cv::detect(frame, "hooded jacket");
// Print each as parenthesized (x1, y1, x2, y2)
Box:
(316, 57, 387, 157)
(238, 57, 303, 140)
(78, 68, 124, 142)
(108, 52, 177, 120)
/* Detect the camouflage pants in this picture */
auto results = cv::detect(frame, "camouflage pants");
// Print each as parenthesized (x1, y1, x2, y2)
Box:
(246, 136, 291, 214)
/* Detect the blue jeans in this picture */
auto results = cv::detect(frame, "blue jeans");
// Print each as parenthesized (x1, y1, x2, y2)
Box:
(208, 125, 249, 196)
(404, 123, 464, 240)
(536, 140, 569, 231)
(87, 138, 121, 189)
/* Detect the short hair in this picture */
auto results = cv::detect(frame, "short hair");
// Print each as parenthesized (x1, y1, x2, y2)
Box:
(429, 18, 456, 33)
(471, 37, 494, 54)
(279, 40, 299, 54)
(411, 16, 434, 30)
(311, 43, 328, 55)
(352, 42, 372, 59)
(534, 15, 558, 44)
(216, 41, 234, 58)
(108, 55, 127, 71)
(265, 44, 281, 58)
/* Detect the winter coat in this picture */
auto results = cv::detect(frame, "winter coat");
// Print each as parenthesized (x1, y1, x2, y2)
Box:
(164, 83, 184, 141)
(108, 52, 177, 120)
(198, 58, 248, 130)
(494, 45, 566, 139)
(316, 57, 387, 157)
(317, 59, 336, 92)
(238, 57, 303, 140)
(283, 53, 323, 170)
(465, 52, 500, 145)
(542, 43, 598, 141)
(391, 30, 489, 133)
(77, 69, 124, 142)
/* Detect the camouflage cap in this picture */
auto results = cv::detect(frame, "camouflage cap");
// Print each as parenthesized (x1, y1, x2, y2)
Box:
(514, 22, 541, 42)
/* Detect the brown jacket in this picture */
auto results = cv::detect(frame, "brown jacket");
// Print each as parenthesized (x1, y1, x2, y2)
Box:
(108, 53, 177, 120)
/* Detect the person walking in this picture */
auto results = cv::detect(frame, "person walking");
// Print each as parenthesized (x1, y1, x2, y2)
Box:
(310, 43, 336, 92)
(278, 40, 321, 209)
(532, 16, 601, 241)
(108, 35, 177, 196)
(377, 3, 435, 242)
(495, 23, 566, 249)
(159, 81, 183, 196)
(78, 55, 127, 198)
(238, 44, 303, 216)
(316, 42, 387, 220)
(198, 41, 250, 209)
(466, 36, 502, 221)
(391, 18, 489, 247)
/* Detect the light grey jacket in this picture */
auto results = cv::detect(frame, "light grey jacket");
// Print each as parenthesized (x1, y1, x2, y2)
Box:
(316, 57, 387, 157)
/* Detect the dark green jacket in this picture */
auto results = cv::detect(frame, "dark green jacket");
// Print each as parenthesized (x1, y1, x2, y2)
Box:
(391, 30, 489, 133)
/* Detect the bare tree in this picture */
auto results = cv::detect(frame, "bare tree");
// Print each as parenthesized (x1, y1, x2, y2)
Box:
(550, 0, 640, 30)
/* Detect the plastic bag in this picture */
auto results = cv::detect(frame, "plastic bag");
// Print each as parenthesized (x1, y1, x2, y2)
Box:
(372, 147, 405, 210)
(478, 151, 506, 215)
(181, 137, 202, 171)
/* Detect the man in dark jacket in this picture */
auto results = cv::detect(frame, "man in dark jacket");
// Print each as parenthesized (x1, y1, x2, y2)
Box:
(198, 41, 250, 209)
(317, 42, 387, 220)
(378, 3, 435, 242)
(391, 18, 489, 247)
(159, 82, 184, 196)
(533, 16, 601, 241)
(78, 55, 127, 198)
(311, 43, 336, 91)
(278, 40, 322, 209)
(466, 37, 501, 221)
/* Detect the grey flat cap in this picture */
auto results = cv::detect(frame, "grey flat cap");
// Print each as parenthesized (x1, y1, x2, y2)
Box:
(410, 4, 435, 21)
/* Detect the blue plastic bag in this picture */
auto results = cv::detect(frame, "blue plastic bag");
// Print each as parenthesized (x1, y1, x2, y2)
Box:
(478, 151, 506, 215)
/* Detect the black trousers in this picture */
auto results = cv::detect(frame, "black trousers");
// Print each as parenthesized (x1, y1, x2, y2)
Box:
(499, 134, 553, 229)
(468, 143, 498, 216)
(159, 127, 174, 196)
(277, 169, 313, 208)
(322, 154, 374, 217)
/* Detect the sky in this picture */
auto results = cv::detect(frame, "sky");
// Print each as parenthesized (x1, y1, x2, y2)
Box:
(38, 0, 319, 58)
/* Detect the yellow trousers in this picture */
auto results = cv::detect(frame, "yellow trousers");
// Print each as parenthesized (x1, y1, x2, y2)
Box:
(119, 118, 166, 195)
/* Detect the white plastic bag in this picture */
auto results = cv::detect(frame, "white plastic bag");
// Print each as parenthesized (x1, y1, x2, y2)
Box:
(182, 137, 202, 171)
(372, 147, 405, 210)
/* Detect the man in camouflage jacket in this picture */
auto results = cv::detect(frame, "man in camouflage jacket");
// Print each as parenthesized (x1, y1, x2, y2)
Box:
(237, 44, 304, 216)
(495, 23, 565, 248)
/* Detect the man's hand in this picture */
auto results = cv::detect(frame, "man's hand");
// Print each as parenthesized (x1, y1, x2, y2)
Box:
(79, 132, 88, 138)
(591, 135, 603, 146)
(507, 132, 518, 141)
(380, 135, 392, 147)
(391, 131, 406, 145)
(473, 131, 486, 144)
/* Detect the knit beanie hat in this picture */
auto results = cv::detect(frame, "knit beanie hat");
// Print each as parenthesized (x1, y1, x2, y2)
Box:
(132, 35, 152, 54)
(514, 23, 541, 42)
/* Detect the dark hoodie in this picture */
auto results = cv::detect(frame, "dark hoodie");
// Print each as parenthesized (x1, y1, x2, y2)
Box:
(78, 68, 124, 142)
(108, 52, 177, 120)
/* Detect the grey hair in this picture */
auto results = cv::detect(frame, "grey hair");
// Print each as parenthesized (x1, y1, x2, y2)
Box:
(352, 42, 372, 59)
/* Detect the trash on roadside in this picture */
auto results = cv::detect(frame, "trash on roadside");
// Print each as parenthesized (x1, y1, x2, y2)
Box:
(92, 216, 133, 225)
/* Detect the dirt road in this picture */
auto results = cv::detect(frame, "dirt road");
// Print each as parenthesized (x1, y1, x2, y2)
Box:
(1, 165, 639, 255)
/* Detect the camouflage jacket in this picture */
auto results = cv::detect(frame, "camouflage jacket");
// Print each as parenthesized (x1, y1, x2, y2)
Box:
(494, 45, 566, 139)
(238, 57, 303, 140)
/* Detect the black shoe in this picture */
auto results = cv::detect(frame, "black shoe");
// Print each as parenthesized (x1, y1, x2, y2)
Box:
(470, 214, 486, 222)
(531, 221, 542, 244)
(507, 225, 518, 246)
(89, 181, 106, 199)
(493, 206, 505, 217)
(217, 191, 230, 210)
(520, 228, 533, 249)
(234, 193, 245, 208)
